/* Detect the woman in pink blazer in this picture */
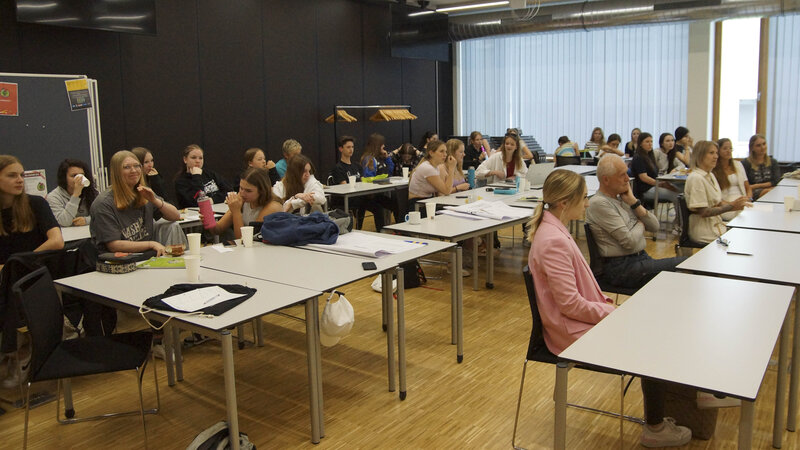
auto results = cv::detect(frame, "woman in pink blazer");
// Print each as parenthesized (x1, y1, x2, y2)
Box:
(526, 169, 691, 448)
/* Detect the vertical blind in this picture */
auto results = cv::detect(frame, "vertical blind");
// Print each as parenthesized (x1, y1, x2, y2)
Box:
(767, 13, 800, 163)
(456, 23, 689, 152)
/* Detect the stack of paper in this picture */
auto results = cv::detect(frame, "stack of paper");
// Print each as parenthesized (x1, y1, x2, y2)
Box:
(305, 231, 426, 258)
(442, 200, 531, 220)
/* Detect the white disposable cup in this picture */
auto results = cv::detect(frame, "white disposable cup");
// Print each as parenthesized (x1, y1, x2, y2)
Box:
(348, 175, 357, 184)
(784, 196, 794, 212)
(184, 255, 201, 282)
(187, 233, 201, 255)
(405, 211, 421, 224)
(77, 174, 90, 187)
(468, 191, 477, 203)
(240, 226, 254, 247)
(425, 202, 436, 220)
(519, 179, 528, 192)
(402, 167, 409, 179)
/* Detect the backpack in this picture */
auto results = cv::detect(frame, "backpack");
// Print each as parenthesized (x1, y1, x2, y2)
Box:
(186, 421, 255, 450)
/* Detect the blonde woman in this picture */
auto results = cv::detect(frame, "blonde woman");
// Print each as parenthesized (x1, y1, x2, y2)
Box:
(441, 139, 470, 193)
(741, 134, 780, 199)
(476, 133, 528, 184)
(712, 138, 752, 221)
(584, 126, 606, 152)
(90, 150, 180, 255)
(527, 169, 691, 448)
(408, 140, 456, 200)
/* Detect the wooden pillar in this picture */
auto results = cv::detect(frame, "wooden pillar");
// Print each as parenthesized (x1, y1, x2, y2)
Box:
(755, 17, 769, 136)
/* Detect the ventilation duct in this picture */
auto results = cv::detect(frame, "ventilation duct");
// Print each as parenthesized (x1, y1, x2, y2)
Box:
(447, 0, 800, 41)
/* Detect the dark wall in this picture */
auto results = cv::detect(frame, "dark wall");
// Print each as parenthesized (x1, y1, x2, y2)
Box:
(0, 0, 453, 200)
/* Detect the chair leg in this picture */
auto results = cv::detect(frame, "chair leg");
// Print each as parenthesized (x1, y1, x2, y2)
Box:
(619, 375, 625, 449)
(137, 366, 149, 449)
(511, 360, 529, 450)
(23, 381, 32, 450)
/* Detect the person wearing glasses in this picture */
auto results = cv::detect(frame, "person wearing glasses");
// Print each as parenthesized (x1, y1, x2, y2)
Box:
(91, 150, 180, 255)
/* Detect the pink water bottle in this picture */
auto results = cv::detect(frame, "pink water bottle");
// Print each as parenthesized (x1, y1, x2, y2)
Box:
(197, 193, 217, 229)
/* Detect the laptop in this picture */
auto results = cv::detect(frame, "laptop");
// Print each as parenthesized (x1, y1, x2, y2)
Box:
(526, 162, 555, 189)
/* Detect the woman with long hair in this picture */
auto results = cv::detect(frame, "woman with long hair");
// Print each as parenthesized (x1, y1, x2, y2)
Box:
(585, 126, 606, 152)
(213, 167, 282, 238)
(272, 154, 326, 214)
(624, 128, 641, 157)
(408, 140, 456, 200)
(527, 169, 691, 448)
(741, 134, 780, 199)
(653, 133, 685, 175)
(673, 126, 692, 166)
(391, 143, 421, 177)
(47, 158, 99, 227)
(0, 155, 63, 265)
(91, 150, 181, 255)
(131, 147, 166, 198)
(243, 147, 280, 186)
(685, 141, 748, 243)
(596, 133, 624, 158)
(712, 138, 752, 221)
(441, 139, 470, 193)
(464, 131, 490, 169)
(174, 144, 232, 209)
(476, 133, 528, 184)
(631, 132, 680, 211)
(361, 133, 395, 178)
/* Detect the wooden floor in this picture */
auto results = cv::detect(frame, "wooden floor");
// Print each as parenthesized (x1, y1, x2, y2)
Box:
(1, 219, 798, 449)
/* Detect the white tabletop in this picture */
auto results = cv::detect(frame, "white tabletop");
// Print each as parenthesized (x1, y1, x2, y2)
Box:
(55, 267, 321, 332)
(779, 178, 800, 187)
(383, 212, 530, 241)
(756, 185, 799, 204)
(324, 180, 406, 196)
(556, 165, 596, 176)
(416, 186, 535, 208)
(188, 203, 229, 214)
(61, 225, 90, 242)
(199, 232, 453, 292)
(656, 173, 689, 183)
(678, 228, 800, 286)
(726, 202, 800, 234)
(560, 271, 793, 400)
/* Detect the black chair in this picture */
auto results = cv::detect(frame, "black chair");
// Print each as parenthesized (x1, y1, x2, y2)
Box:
(13, 267, 159, 449)
(512, 266, 641, 449)
(583, 224, 638, 304)
(675, 194, 705, 256)
(555, 155, 581, 167)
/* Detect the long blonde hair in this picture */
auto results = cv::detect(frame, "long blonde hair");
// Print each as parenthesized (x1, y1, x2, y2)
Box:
(110, 150, 147, 210)
(445, 139, 465, 175)
(526, 169, 586, 242)
(0, 155, 34, 236)
(747, 134, 770, 167)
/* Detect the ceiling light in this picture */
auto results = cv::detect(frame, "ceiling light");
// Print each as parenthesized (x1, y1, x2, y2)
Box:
(408, 10, 435, 17)
(570, 6, 653, 18)
(436, 1, 510, 13)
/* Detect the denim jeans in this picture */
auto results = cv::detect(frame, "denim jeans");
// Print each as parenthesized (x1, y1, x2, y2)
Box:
(601, 251, 687, 289)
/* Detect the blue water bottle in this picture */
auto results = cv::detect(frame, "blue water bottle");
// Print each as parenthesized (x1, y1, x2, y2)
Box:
(468, 166, 476, 189)
(515, 175, 521, 192)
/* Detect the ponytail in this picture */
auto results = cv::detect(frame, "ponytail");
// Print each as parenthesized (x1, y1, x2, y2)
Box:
(526, 203, 545, 243)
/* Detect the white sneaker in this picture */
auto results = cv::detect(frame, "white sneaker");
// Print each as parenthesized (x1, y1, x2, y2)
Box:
(640, 417, 692, 448)
(697, 392, 741, 409)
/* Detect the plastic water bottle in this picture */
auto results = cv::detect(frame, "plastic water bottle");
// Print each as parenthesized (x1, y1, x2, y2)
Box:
(197, 193, 217, 229)
(515, 175, 521, 192)
(468, 166, 476, 189)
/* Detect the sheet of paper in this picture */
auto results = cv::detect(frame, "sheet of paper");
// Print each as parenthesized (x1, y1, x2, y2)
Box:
(210, 243, 234, 253)
(438, 209, 487, 220)
(161, 286, 240, 312)
(444, 199, 530, 220)
(304, 231, 426, 258)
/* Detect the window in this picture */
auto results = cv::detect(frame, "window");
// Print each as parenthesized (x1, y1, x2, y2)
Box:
(767, 13, 800, 162)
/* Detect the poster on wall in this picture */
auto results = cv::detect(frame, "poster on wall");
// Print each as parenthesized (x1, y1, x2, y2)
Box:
(23, 169, 47, 198)
(65, 78, 92, 111)
(0, 82, 19, 116)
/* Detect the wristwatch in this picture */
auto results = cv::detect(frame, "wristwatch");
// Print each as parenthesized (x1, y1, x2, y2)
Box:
(630, 200, 642, 210)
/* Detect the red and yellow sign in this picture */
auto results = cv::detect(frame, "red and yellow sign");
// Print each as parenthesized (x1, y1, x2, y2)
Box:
(0, 82, 19, 116)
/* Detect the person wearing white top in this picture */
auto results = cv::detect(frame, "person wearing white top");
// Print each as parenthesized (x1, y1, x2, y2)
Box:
(408, 140, 456, 199)
(685, 141, 748, 244)
(476, 133, 528, 184)
(712, 138, 753, 221)
(272, 154, 326, 214)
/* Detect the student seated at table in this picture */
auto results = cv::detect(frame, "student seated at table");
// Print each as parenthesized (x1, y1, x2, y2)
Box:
(476, 133, 528, 184)
(505, 128, 535, 161)
(586, 155, 686, 289)
(624, 127, 641, 157)
(673, 126, 693, 167)
(243, 147, 280, 186)
(174, 144, 232, 209)
(361, 133, 394, 178)
(464, 131, 490, 169)
(418, 131, 439, 154)
(47, 158, 99, 227)
(330, 136, 392, 231)
(91, 150, 181, 255)
(596, 133, 624, 158)
(584, 126, 605, 154)
(631, 132, 680, 212)
(272, 154, 325, 215)
(555, 136, 579, 157)
(212, 167, 281, 239)
(390, 143, 421, 177)
(275, 139, 301, 179)
(652, 133, 685, 177)
(527, 169, 691, 448)
(408, 140, 456, 204)
(442, 139, 470, 194)
(685, 141, 748, 244)
(132, 147, 167, 199)
(712, 138, 753, 221)
(741, 134, 780, 200)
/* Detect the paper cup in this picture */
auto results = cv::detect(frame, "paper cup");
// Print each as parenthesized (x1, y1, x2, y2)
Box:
(187, 233, 201, 255)
(184, 255, 201, 282)
(425, 202, 436, 220)
(405, 211, 421, 225)
(784, 196, 794, 212)
(241, 226, 254, 247)
(402, 167, 409, 179)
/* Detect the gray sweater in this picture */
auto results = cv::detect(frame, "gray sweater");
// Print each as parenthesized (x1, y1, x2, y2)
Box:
(585, 190, 659, 257)
(47, 186, 91, 227)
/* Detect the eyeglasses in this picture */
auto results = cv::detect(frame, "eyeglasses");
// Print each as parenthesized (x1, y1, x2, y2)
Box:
(123, 164, 142, 171)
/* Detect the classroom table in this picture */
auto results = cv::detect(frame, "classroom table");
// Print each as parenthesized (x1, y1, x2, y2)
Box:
(60, 212, 212, 243)
(726, 202, 800, 234)
(556, 164, 597, 176)
(677, 227, 800, 446)
(652, 172, 688, 212)
(415, 186, 535, 210)
(556, 271, 794, 449)
(188, 202, 229, 215)
(55, 268, 322, 448)
(383, 212, 529, 291)
(324, 179, 408, 212)
(756, 185, 800, 204)
(197, 232, 460, 398)
(779, 178, 800, 187)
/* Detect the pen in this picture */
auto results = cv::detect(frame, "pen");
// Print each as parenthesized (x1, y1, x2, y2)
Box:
(202, 293, 220, 306)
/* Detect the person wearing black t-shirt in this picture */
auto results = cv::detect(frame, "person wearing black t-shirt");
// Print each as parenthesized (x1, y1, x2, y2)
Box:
(174, 144, 232, 208)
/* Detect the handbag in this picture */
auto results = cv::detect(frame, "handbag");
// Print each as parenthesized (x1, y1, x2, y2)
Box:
(186, 421, 255, 450)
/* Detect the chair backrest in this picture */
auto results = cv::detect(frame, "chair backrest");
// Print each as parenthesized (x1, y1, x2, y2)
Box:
(12, 266, 64, 380)
(583, 223, 604, 277)
(555, 155, 581, 167)
(677, 194, 692, 245)
(522, 265, 548, 360)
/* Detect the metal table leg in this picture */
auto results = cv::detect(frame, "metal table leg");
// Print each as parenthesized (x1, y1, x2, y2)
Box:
(397, 266, 407, 400)
(255, 319, 264, 347)
(450, 247, 458, 345)
(486, 232, 494, 289)
(555, 362, 569, 450)
(172, 326, 183, 382)
(304, 297, 322, 443)
(384, 271, 396, 392)
(220, 331, 240, 450)
(774, 310, 791, 448)
(740, 399, 754, 449)
(456, 246, 464, 363)
(164, 326, 176, 387)
(472, 237, 479, 291)
(787, 289, 799, 431)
